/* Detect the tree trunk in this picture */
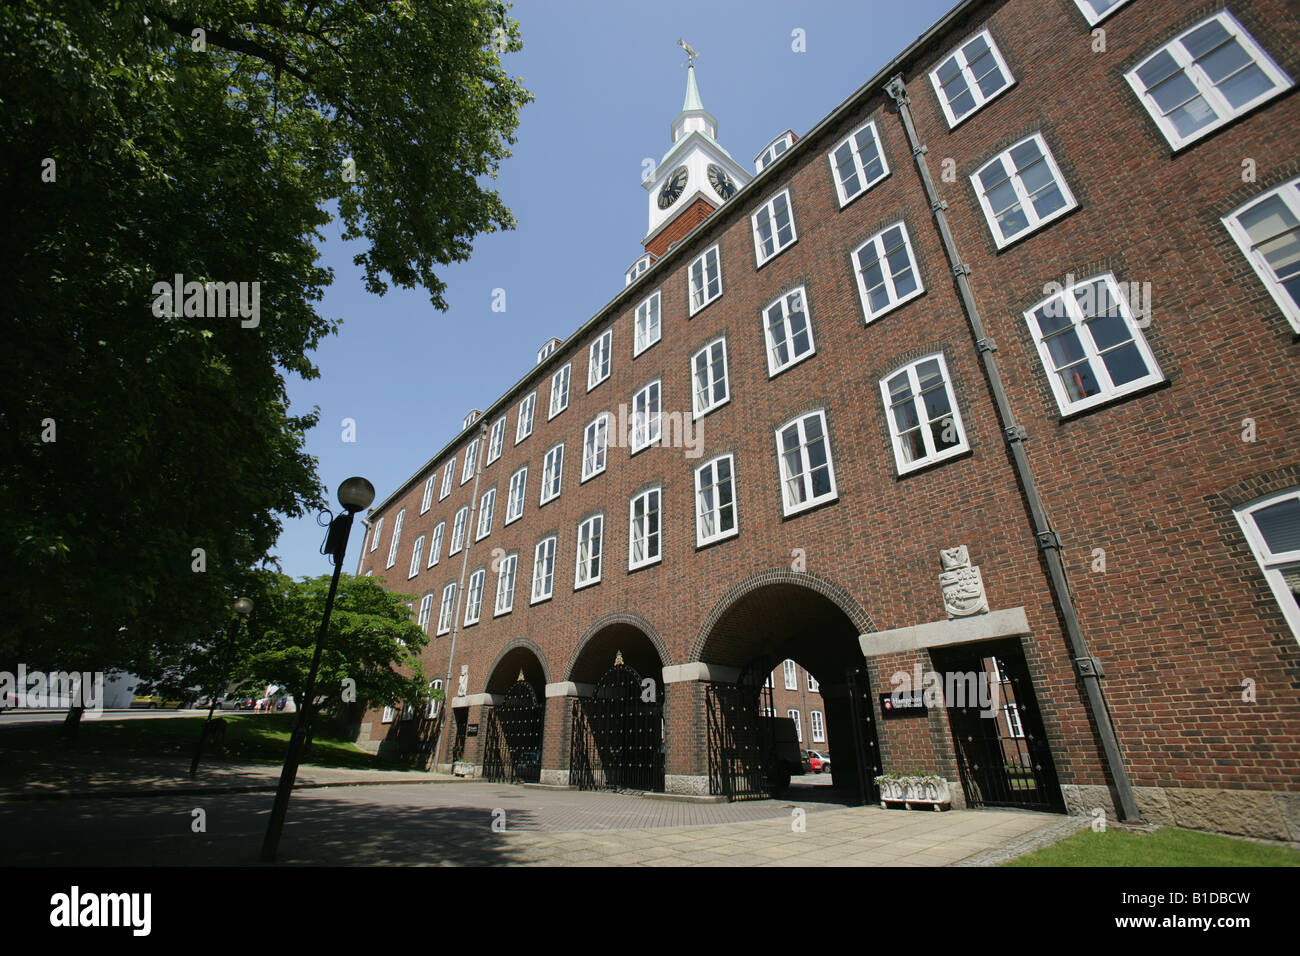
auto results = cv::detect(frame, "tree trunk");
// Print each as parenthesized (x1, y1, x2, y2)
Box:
(61, 705, 84, 740)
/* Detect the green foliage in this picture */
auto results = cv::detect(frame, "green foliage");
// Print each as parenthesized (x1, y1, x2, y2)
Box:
(0, 2, 532, 676)
(225, 571, 430, 720)
(0, 713, 418, 771)
(1005, 826, 1300, 867)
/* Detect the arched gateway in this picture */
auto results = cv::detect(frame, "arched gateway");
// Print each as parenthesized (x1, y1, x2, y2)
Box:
(690, 570, 884, 804)
(480, 643, 547, 784)
(565, 614, 666, 793)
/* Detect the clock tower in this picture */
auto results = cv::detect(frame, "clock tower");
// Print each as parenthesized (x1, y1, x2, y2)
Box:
(640, 54, 751, 260)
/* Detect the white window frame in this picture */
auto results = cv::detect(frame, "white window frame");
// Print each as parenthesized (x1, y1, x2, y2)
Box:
(783, 659, 797, 690)
(548, 363, 571, 420)
(385, 509, 405, 569)
(828, 120, 890, 207)
(776, 410, 838, 516)
(588, 330, 612, 391)
(426, 679, 443, 719)
(1003, 703, 1026, 738)
(581, 413, 610, 482)
(626, 253, 655, 286)
(852, 221, 924, 322)
(810, 710, 825, 743)
(971, 133, 1077, 249)
(439, 459, 455, 500)
(751, 188, 798, 267)
(1235, 489, 1300, 642)
(436, 582, 456, 636)
(754, 131, 794, 172)
(408, 534, 425, 579)
(631, 380, 662, 453)
(381, 706, 395, 724)
(695, 453, 739, 547)
(688, 245, 723, 315)
(505, 466, 527, 524)
(808, 673, 820, 693)
(787, 709, 803, 743)
(763, 287, 816, 377)
(420, 475, 435, 514)
(880, 353, 970, 475)
(540, 443, 565, 505)
(691, 337, 730, 419)
(426, 521, 444, 569)
(486, 417, 506, 465)
(416, 593, 434, 632)
(516, 392, 536, 444)
(1023, 273, 1165, 416)
(464, 569, 485, 626)
(476, 488, 495, 541)
(574, 514, 604, 590)
(1074, 0, 1134, 26)
(368, 516, 383, 552)
(1125, 12, 1292, 151)
(494, 553, 518, 616)
(461, 438, 479, 485)
(1222, 177, 1300, 333)
(531, 536, 557, 604)
(629, 487, 662, 571)
(449, 506, 468, 555)
(634, 291, 662, 356)
(928, 29, 1015, 128)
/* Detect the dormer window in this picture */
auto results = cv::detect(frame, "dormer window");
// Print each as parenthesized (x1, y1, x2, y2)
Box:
(755, 131, 796, 173)
(537, 337, 562, 364)
(625, 253, 657, 286)
(462, 409, 481, 431)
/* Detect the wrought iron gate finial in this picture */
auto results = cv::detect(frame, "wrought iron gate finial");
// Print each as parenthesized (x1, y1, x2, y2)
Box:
(614, 650, 625, 666)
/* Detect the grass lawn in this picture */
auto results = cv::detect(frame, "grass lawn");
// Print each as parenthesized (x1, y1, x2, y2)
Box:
(1006, 825, 1300, 867)
(0, 713, 419, 772)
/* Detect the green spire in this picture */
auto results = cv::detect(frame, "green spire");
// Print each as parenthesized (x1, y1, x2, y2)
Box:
(682, 63, 704, 113)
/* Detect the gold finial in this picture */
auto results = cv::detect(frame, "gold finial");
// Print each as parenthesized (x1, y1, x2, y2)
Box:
(614, 650, 625, 666)
(517, 668, 525, 682)
(678, 38, 699, 66)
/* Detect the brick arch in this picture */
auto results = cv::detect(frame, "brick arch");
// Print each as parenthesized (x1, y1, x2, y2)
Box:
(562, 611, 672, 683)
(482, 637, 552, 694)
(689, 569, 878, 668)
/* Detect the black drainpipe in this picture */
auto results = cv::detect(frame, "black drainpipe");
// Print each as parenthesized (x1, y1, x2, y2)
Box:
(884, 74, 1142, 823)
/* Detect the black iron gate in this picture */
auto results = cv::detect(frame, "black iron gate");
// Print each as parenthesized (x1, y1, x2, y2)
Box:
(482, 680, 544, 784)
(933, 640, 1064, 811)
(570, 662, 664, 792)
(846, 665, 883, 806)
(706, 660, 776, 800)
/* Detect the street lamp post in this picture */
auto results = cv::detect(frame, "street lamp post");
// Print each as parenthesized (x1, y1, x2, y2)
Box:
(260, 476, 374, 864)
(190, 596, 254, 777)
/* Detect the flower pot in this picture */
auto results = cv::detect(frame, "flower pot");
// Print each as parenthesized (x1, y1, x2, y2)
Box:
(875, 776, 951, 811)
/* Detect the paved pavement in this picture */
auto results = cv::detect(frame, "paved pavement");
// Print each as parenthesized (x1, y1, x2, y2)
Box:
(0, 743, 1080, 866)
(0, 767, 1076, 866)
(0, 749, 446, 801)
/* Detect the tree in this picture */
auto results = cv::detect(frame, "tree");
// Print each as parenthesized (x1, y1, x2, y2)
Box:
(0, 2, 532, 694)
(158, 571, 429, 728)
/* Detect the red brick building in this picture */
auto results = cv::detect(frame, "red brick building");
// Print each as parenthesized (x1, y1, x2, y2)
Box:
(356, 0, 1300, 839)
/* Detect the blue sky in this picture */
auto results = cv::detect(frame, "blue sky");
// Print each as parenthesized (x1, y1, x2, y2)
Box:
(273, 0, 957, 578)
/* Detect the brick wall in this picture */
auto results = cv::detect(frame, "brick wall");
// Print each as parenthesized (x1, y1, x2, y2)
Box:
(356, 0, 1300, 833)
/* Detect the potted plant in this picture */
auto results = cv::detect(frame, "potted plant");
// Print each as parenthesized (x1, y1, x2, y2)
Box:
(874, 771, 951, 811)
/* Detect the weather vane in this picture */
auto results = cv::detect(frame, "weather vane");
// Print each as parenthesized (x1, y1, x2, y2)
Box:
(678, 38, 698, 67)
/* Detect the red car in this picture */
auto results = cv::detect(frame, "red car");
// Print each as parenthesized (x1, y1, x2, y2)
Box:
(806, 750, 831, 773)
